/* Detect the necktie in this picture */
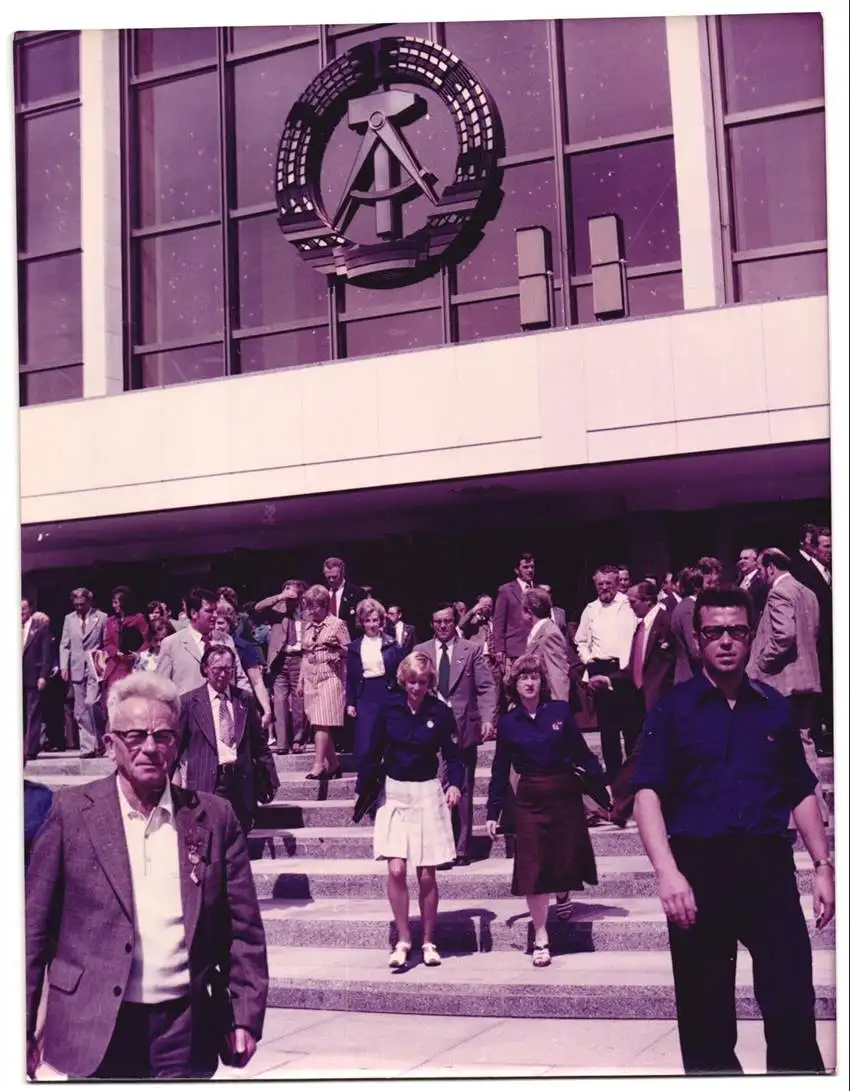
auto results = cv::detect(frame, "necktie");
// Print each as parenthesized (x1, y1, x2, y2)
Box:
(438, 642, 451, 700)
(285, 616, 296, 648)
(80, 614, 86, 637)
(329, 591, 338, 616)
(483, 621, 492, 657)
(202, 632, 212, 651)
(633, 623, 647, 691)
(217, 693, 235, 747)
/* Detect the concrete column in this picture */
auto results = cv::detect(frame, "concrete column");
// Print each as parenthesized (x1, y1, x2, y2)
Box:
(80, 30, 124, 398)
(666, 15, 726, 311)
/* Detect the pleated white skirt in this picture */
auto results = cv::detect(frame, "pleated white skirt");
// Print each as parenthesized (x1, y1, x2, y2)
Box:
(373, 776, 456, 867)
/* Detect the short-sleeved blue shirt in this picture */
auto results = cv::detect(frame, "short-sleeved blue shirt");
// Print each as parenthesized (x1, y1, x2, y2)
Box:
(632, 672, 817, 838)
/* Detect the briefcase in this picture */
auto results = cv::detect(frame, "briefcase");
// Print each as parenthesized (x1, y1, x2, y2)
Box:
(572, 763, 612, 813)
(352, 768, 385, 824)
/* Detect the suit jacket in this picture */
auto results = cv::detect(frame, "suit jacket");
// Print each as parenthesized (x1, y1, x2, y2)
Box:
(525, 619, 571, 702)
(414, 637, 498, 748)
(551, 605, 567, 636)
(492, 580, 532, 658)
(346, 634, 404, 707)
(384, 621, 417, 658)
(23, 624, 52, 689)
(329, 582, 367, 634)
(790, 554, 832, 659)
(748, 574, 821, 696)
(156, 628, 252, 697)
(25, 775, 268, 1078)
(178, 685, 278, 816)
(627, 607, 675, 713)
(263, 606, 303, 671)
(59, 609, 108, 683)
(739, 573, 769, 621)
(670, 597, 701, 685)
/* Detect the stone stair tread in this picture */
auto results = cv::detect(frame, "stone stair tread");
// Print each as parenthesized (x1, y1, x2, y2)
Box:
(266, 945, 836, 988)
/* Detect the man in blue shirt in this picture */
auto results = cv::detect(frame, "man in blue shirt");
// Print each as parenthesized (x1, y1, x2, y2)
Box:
(633, 587, 834, 1075)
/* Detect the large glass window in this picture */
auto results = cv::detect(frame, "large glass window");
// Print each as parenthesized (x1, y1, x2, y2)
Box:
(14, 31, 82, 406)
(712, 13, 826, 303)
(122, 21, 682, 390)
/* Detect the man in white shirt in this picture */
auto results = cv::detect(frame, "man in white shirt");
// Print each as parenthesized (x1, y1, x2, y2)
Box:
(26, 671, 268, 1080)
(574, 565, 638, 780)
(616, 565, 631, 601)
(323, 556, 367, 634)
(385, 603, 417, 657)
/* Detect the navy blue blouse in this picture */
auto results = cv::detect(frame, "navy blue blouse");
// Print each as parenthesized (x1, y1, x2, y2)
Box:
(486, 700, 604, 821)
(356, 693, 464, 793)
(631, 673, 818, 838)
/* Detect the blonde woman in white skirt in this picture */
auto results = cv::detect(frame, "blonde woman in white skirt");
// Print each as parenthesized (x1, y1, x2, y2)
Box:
(355, 651, 463, 969)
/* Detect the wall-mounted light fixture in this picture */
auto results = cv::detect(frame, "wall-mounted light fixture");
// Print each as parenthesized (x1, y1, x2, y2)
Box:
(516, 226, 554, 330)
(588, 214, 627, 320)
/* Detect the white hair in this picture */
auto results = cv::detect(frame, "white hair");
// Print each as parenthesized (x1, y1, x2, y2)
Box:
(106, 672, 180, 727)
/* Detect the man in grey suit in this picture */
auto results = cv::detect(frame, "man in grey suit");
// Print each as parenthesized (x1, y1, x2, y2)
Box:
(747, 548, 828, 823)
(523, 588, 571, 702)
(59, 587, 108, 758)
(157, 587, 252, 698)
(25, 672, 268, 1080)
(415, 603, 497, 866)
(669, 567, 704, 685)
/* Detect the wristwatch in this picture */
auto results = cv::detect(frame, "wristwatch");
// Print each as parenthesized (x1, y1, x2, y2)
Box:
(813, 858, 834, 870)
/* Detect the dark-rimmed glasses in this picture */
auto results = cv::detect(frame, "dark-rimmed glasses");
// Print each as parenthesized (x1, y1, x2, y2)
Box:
(699, 625, 751, 642)
(110, 728, 178, 749)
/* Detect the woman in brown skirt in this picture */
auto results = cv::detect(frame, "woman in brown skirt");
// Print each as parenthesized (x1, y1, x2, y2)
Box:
(485, 653, 602, 966)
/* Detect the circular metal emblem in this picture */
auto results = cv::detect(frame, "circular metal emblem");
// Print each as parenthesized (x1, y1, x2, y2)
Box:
(275, 37, 504, 287)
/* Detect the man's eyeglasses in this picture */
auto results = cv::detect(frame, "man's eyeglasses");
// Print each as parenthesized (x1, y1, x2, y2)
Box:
(699, 625, 751, 642)
(111, 728, 178, 749)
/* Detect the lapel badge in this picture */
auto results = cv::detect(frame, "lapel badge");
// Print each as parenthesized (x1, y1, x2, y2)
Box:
(552, 720, 563, 732)
(426, 719, 435, 730)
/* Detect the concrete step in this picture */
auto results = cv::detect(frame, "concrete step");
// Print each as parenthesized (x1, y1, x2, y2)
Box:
(257, 894, 835, 953)
(249, 851, 824, 901)
(264, 946, 836, 1020)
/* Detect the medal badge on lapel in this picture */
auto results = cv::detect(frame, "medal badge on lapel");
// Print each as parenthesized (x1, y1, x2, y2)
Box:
(552, 720, 563, 733)
(185, 831, 206, 885)
(426, 719, 435, 730)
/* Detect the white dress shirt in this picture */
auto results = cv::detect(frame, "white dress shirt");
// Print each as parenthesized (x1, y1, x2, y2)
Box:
(393, 620, 405, 645)
(574, 597, 638, 674)
(636, 603, 663, 671)
(117, 777, 190, 1004)
(23, 617, 32, 645)
(208, 683, 238, 765)
(328, 584, 345, 615)
(360, 634, 386, 678)
(740, 568, 759, 591)
(810, 556, 831, 585)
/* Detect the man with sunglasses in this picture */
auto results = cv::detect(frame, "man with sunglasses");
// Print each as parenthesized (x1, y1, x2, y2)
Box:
(25, 672, 268, 1080)
(633, 587, 834, 1076)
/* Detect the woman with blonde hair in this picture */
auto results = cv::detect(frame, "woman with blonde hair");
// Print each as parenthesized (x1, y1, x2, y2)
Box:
(356, 651, 463, 969)
(299, 584, 351, 780)
(485, 653, 603, 967)
(213, 600, 273, 733)
(345, 597, 404, 764)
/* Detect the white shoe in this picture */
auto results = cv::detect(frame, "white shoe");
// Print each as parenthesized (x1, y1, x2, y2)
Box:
(422, 942, 442, 967)
(389, 941, 411, 969)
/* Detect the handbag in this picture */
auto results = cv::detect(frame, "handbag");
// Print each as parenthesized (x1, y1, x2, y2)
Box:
(572, 763, 612, 812)
(252, 755, 280, 806)
(352, 766, 385, 824)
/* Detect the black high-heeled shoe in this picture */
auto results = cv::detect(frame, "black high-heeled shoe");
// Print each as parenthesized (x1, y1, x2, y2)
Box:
(318, 764, 343, 780)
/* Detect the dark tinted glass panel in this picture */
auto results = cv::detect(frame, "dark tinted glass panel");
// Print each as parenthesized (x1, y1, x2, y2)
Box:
(138, 343, 225, 388)
(444, 20, 553, 156)
(342, 276, 439, 316)
(343, 308, 443, 358)
(456, 161, 559, 293)
(233, 46, 320, 208)
(737, 252, 827, 303)
(20, 364, 83, 407)
(21, 107, 81, 253)
(23, 254, 82, 367)
(136, 74, 220, 227)
(139, 229, 223, 344)
(237, 214, 328, 327)
(574, 283, 596, 326)
(231, 26, 318, 51)
(19, 34, 79, 104)
(321, 83, 456, 248)
(628, 272, 684, 317)
(721, 13, 824, 114)
(456, 295, 522, 343)
(729, 113, 827, 252)
(569, 138, 680, 276)
(329, 24, 429, 57)
(135, 28, 218, 74)
(238, 328, 329, 372)
(562, 18, 671, 143)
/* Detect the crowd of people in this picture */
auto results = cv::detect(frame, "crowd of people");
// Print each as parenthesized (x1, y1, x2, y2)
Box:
(23, 525, 835, 1078)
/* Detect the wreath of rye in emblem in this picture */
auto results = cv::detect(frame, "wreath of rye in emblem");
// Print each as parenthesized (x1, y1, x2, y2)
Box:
(275, 37, 504, 288)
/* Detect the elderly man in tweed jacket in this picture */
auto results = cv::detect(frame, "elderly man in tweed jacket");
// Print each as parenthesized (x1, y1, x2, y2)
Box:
(25, 672, 268, 1080)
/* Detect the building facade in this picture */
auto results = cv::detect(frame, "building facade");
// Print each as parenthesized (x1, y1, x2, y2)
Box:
(16, 17, 831, 624)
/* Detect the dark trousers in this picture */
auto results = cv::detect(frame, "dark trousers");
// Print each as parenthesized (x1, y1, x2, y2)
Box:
(215, 764, 254, 834)
(594, 681, 640, 782)
(439, 745, 478, 858)
(270, 654, 306, 748)
(23, 687, 46, 760)
(93, 995, 217, 1079)
(667, 835, 823, 1075)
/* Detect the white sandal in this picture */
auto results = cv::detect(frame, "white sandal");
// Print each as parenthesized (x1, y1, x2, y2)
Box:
(388, 941, 411, 969)
(422, 942, 442, 967)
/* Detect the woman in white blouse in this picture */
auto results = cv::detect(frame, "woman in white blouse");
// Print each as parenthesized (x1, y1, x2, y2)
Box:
(345, 598, 404, 765)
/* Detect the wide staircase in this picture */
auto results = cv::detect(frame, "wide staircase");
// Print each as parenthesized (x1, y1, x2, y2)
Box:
(25, 736, 836, 1021)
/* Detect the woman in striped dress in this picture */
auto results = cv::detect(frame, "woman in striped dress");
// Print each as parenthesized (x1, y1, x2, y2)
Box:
(299, 584, 351, 780)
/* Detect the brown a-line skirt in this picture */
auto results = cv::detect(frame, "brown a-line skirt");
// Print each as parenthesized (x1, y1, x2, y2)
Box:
(511, 771, 598, 896)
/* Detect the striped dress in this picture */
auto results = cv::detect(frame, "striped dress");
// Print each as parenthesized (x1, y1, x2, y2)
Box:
(300, 615, 351, 727)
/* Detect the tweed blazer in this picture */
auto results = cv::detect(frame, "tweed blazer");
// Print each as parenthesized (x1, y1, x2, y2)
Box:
(413, 637, 498, 748)
(748, 574, 821, 696)
(25, 775, 268, 1078)
(525, 618, 571, 702)
(670, 597, 701, 685)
